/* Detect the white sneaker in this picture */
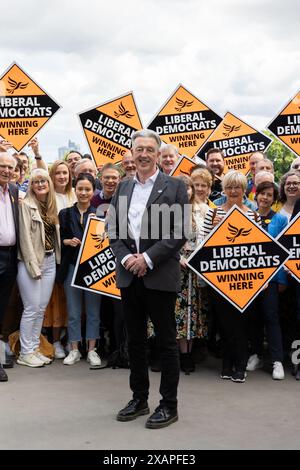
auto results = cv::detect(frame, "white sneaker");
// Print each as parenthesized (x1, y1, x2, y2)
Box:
(54, 342, 66, 359)
(17, 353, 45, 368)
(246, 354, 263, 371)
(34, 350, 52, 365)
(87, 349, 101, 368)
(63, 349, 81, 365)
(272, 361, 285, 380)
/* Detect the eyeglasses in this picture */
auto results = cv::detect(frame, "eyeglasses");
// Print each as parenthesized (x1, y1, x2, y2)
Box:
(225, 186, 243, 191)
(285, 182, 300, 187)
(32, 179, 48, 186)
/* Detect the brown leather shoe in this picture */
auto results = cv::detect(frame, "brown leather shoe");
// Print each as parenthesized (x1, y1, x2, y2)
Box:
(145, 406, 178, 429)
(117, 399, 149, 421)
(0, 365, 8, 382)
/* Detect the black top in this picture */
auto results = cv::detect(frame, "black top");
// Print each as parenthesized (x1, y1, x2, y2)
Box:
(59, 203, 96, 266)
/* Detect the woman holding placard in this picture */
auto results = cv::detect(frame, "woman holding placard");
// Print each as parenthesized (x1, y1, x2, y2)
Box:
(246, 181, 287, 380)
(202, 170, 260, 383)
(59, 174, 101, 368)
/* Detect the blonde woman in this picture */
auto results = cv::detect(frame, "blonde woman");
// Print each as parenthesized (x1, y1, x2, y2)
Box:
(202, 170, 261, 383)
(190, 168, 215, 209)
(43, 161, 76, 359)
(17, 169, 60, 367)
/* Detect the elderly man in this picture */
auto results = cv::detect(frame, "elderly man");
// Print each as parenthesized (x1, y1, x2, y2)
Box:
(290, 157, 300, 172)
(247, 158, 275, 200)
(160, 144, 179, 175)
(74, 157, 101, 189)
(108, 129, 188, 429)
(0, 151, 19, 381)
(121, 150, 136, 178)
(256, 158, 274, 175)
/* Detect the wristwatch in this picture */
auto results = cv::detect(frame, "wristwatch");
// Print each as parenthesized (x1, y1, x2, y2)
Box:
(35, 155, 42, 160)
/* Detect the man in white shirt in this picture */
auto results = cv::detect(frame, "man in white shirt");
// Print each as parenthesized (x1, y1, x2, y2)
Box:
(0, 151, 19, 381)
(108, 129, 188, 429)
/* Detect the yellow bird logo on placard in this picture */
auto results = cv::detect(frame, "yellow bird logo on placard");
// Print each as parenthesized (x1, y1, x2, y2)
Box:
(226, 223, 252, 243)
(114, 102, 134, 119)
(222, 123, 241, 137)
(6, 76, 29, 94)
(91, 232, 106, 250)
(175, 97, 194, 112)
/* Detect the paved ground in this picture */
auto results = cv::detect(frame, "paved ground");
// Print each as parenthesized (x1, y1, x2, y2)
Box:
(0, 355, 299, 450)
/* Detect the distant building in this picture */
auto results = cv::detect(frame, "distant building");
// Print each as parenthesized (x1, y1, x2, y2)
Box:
(58, 140, 80, 160)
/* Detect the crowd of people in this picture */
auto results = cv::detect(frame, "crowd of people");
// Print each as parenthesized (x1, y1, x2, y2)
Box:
(1, 130, 300, 429)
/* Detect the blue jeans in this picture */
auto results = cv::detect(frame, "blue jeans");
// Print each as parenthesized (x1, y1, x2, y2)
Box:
(64, 264, 101, 343)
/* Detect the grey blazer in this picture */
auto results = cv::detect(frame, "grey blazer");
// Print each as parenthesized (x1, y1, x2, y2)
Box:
(107, 171, 188, 292)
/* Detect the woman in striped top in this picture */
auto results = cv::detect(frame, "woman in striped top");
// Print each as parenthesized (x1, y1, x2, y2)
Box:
(202, 170, 260, 383)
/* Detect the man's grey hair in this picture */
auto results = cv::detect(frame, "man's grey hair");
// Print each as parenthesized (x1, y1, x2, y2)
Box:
(161, 144, 179, 155)
(131, 129, 161, 148)
(0, 152, 17, 169)
(254, 170, 274, 185)
(74, 158, 97, 175)
(256, 158, 274, 171)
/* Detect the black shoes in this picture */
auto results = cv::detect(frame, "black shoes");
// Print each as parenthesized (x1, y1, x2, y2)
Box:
(2, 357, 14, 369)
(117, 399, 150, 421)
(220, 369, 233, 380)
(180, 353, 195, 375)
(231, 371, 246, 383)
(0, 365, 8, 382)
(145, 406, 178, 429)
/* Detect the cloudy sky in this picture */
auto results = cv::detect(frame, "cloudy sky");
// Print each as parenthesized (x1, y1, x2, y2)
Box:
(0, 0, 299, 161)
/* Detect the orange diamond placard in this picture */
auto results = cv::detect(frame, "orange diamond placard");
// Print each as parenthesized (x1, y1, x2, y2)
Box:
(147, 84, 222, 158)
(170, 155, 197, 177)
(268, 90, 300, 156)
(71, 217, 121, 299)
(0, 62, 60, 151)
(196, 112, 272, 176)
(277, 212, 300, 282)
(187, 206, 289, 312)
(79, 92, 142, 168)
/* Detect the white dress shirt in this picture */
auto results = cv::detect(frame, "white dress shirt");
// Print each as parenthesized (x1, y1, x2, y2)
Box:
(122, 169, 160, 269)
(0, 184, 16, 246)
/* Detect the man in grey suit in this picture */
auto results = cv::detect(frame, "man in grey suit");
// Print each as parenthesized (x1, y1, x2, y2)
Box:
(0, 149, 19, 382)
(108, 129, 188, 428)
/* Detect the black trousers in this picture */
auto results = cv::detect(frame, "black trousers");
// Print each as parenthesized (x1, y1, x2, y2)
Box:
(121, 278, 179, 411)
(0, 248, 18, 326)
(249, 283, 283, 363)
(210, 288, 250, 372)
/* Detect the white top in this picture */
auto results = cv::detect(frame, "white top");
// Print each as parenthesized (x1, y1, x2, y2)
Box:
(55, 190, 77, 214)
(278, 206, 292, 222)
(0, 185, 16, 246)
(202, 206, 261, 238)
